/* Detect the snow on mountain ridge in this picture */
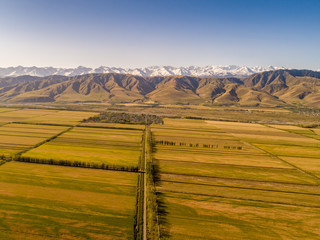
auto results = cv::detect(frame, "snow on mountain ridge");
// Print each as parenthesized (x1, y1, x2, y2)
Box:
(0, 65, 284, 78)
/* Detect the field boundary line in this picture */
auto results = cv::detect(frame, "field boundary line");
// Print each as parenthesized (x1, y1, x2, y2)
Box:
(14, 126, 74, 157)
(243, 139, 320, 184)
(154, 147, 269, 156)
(10, 160, 140, 172)
(162, 190, 320, 209)
(76, 125, 144, 131)
(0, 108, 20, 114)
(155, 158, 294, 170)
(154, 146, 258, 155)
(264, 124, 320, 142)
(151, 126, 223, 133)
(0, 227, 71, 240)
(12, 121, 73, 127)
(160, 179, 320, 196)
(159, 172, 318, 186)
(211, 123, 320, 184)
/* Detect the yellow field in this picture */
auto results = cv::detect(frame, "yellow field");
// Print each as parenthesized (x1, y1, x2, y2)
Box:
(80, 122, 145, 130)
(24, 110, 97, 125)
(0, 162, 137, 239)
(162, 192, 320, 240)
(0, 123, 68, 156)
(153, 118, 320, 239)
(22, 127, 143, 167)
(0, 108, 97, 125)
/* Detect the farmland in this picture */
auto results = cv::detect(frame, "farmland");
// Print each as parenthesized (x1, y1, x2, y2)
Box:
(22, 126, 143, 169)
(152, 118, 320, 239)
(0, 123, 68, 157)
(0, 108, 146, 239)
(0, 108, 97, 125)
(0, 106, 320, 239)
(0, 162, 137, 240)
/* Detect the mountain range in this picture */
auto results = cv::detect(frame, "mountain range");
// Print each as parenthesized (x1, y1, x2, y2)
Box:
(0, 65, 284, 78)
(0, 69, 320, 107)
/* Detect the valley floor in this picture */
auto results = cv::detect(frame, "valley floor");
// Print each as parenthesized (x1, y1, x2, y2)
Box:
(0, 107, 319, 239)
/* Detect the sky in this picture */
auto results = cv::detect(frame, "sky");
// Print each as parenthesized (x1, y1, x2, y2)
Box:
(0, 0, 319, 69)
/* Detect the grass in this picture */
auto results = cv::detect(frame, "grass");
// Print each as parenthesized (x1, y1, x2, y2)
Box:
(1, 108, 319, 239)
(156, 159, 318, 184)
(158, 181, 320, 207)
(154, 149, 291, 168)
(22, 127, 143, 168)
(24, 110, 97, 125)
(161, 192, 320, 240)
(152, 118, 320, 239)
(279, 156, 320, 178)
(79, 122, 145, 130)
(0, 108, 97, 125)
(255, 144, 320, 158)
(0, 123, 68, 157)
(0, 162, 138, 240)
(0, 109, 56, 123)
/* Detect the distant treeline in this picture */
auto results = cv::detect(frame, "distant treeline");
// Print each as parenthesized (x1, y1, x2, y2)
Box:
(15, 156, 139, 172)
(83, 112, 163, 125)
(156, 140, 242, 150)
(0, 155, 11, 161)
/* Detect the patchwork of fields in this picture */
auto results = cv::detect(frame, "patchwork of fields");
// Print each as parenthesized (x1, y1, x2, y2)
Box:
(0, 162, 137, 240)
(0, 108, 144, 239)
(0, 107, 320, 239)
(22, 127, 143, 168)
(152, 118, 320, 240)
(0, 123, 68, 157)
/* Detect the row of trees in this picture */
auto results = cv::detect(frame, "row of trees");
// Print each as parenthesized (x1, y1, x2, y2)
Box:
(224, 146, 242, 150)
(146, 130, 163, 239)
(156, 140, 242, 150)
(83, 112, 163, 125)
(15, 156, 139, 172)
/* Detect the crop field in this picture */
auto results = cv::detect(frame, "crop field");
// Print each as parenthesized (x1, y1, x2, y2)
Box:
(0, 108, 97, 125)
(79, 122, 145, 130)
(160, 192, 320, 240)
(22, 126, 143, 168)
(152, 118, 320, 239)
(0, 123, 68, 157)
(24, 110, 97, 125)
(0, 162, 137, 240)
(1, 107, 319, 239)
(0, 107, 19, 113)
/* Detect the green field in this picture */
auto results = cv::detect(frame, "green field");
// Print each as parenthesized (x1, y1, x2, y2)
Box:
(0, 162, 138, 240)
(152, 118, 320, 239)
(0, 123, 68, 156)
(22, 127, 143, 168)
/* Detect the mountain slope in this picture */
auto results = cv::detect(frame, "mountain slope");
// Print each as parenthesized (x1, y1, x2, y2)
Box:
(244, 70, 320, 107)
(0, 69, 319, 107)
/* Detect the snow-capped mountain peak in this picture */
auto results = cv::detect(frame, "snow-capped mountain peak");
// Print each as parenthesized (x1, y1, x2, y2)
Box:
(0, 65, 285, 78)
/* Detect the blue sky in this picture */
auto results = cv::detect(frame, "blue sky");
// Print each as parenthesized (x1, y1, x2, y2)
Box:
(0, 0, 319, 69)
